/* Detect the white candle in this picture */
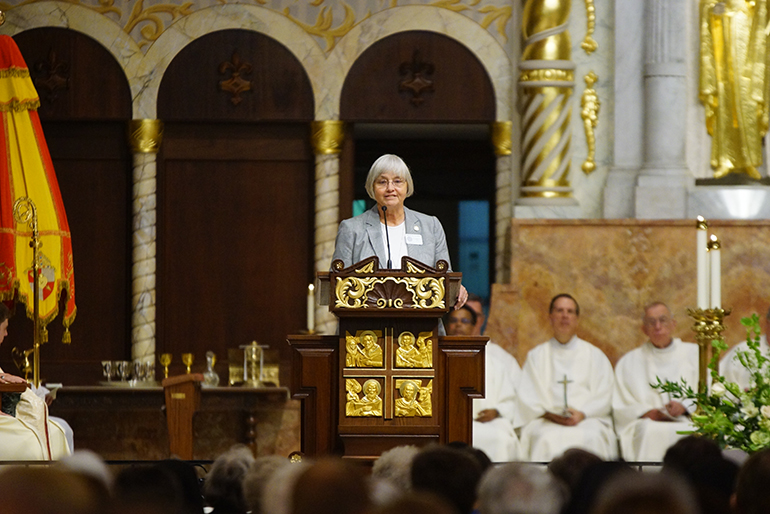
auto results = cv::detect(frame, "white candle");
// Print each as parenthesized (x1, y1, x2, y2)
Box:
(696, 216, 709, 309)
(709, 235, 721, 308)
(307, 283, 315, 332)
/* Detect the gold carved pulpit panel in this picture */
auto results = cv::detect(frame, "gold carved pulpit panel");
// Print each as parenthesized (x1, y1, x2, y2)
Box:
(342, 328, 435, 420)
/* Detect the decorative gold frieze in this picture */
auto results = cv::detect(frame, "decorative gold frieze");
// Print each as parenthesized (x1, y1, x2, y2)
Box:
(311, 120, 345, 155)
(580, 71, 599, 174)
(345, 330, 383, 368)
(345, 378, 383, 417)
(395, 331, 433, 368)
(128, 119, 164, 154)
(395, 379, 432, 417)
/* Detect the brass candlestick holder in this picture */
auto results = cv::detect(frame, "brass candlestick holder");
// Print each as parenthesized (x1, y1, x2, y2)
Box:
(159, 353, 172, 379)
(182, 353, 194, 374)
(687, 307, 730, 397)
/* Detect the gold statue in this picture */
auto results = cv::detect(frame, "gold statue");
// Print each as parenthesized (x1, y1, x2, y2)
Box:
(700, 0, 769, 180)
(395, 379, 431, 417)
(345, 378, 383, 417)
(580, 71, 600, 174)
(345, 331, 383, 368)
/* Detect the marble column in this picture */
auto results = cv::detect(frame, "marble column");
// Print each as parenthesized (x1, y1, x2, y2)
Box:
(491, 121, 513, 284)
(604, 0, 645, 218)
(310, 121, 344, 335)
(128, 120, 163, 365)
(635, 0, 692, 218)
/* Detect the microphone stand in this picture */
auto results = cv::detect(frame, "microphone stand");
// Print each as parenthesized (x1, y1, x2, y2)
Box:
(381, 205, 392, 269)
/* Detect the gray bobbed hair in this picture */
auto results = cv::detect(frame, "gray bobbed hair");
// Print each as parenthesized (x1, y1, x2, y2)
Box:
(364, 154, 415, 201)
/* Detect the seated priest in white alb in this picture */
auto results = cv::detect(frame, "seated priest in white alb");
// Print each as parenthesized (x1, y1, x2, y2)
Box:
(515, 294, 617, 462)
(446, 304, 521, 461)
(720, 307, 770, 389)
(0, 303, 70, 460)
(613, 302, 697, 462)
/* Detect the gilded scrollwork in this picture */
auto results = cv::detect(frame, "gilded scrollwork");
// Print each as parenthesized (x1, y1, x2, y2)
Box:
(345, 378, 383, 417)
(345, 330, 383, 368)
(478, 4, 512, 41)
(335, 276, 377, 308)
(402, 277, 445, 309)
(124, 0, 194, 49)
(395, 379, 432, 417)
(283, 1, 364, 52)
(335, 276, 445, 310)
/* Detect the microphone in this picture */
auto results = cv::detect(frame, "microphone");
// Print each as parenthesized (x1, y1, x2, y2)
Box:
(382, 205, 392, 269)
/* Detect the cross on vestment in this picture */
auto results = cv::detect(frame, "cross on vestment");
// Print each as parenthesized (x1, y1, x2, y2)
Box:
(558, 374, 573, 416)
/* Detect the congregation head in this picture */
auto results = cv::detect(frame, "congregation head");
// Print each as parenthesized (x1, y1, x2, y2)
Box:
(410, 444, 483, 514)
(445, 305, 477, 336)
(476, 462, 567, 514)
(364, 154, 415, 200)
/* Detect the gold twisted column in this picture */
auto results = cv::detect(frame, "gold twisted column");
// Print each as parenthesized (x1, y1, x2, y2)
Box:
(311, 121, 345, 335)
(687, 307, 730, 397)
(518, 0, 576, 201)
(128, 119, 163, 367)
(491, 121, 513, 283)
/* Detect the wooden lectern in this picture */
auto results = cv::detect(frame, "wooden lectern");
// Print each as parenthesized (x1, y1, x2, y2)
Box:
(288, 256, 487, 460)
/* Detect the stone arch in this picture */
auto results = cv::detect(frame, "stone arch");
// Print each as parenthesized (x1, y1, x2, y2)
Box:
(137, 4, 325, 118)
(324, 5, 511, 121)
(1, 2, 140, 110)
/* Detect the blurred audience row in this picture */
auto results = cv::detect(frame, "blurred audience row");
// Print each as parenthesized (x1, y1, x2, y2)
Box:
(0, 437, 768, 514)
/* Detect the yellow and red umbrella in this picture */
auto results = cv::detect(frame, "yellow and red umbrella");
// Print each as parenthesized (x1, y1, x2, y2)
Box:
(0, 34, 75, 341)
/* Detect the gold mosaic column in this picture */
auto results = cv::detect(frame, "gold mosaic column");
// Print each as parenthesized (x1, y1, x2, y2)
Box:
(491, 121, 512, 283)
(518, 0, 576, 201)
(311, 121, 344, 335)
(128, 119, 163, 365)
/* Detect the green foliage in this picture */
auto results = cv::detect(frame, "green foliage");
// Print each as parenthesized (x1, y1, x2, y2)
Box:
(653, 314, 770, 453)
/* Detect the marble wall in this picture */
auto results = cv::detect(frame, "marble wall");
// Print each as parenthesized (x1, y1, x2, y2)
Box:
(487, 219, 770, 366)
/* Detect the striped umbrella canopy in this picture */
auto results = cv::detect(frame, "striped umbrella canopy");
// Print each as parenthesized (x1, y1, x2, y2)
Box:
(0, 34, 75, 342)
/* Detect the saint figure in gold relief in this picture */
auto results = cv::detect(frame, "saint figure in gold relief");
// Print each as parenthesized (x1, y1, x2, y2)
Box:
(700, 0, 769, 179)
(346, 378, 383, 417)
(396, 331, 431, 368)
(415, 331, 433, 367)
(395, 379, 432, 417)
(345, 331, 383, 368)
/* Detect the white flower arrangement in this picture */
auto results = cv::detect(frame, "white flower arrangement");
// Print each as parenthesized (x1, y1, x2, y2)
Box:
(654, 314, 770, 452)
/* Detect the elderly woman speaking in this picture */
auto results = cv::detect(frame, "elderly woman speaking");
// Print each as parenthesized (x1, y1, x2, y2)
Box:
(331, 154, 467, 308)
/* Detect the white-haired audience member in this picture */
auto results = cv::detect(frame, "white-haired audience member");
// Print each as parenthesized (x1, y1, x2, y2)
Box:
(476, 462, 567, 514)
(260, 458, 311, 514)
(203, 444, 255, 514)
(371, 444, 420, 492)
(243, 455, 292, 514)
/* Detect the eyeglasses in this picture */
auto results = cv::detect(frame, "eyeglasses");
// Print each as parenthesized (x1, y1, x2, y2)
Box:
(643, 316, 671, 327)
(448, 318, 473, 325)
(374, 178, 406, 189)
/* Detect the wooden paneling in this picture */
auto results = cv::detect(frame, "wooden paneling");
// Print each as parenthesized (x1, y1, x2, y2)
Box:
(14, 28, 131, 120)
(158, 123, 313, 387)
(158, 29, 314, 122)
(341, 31, 495, 122)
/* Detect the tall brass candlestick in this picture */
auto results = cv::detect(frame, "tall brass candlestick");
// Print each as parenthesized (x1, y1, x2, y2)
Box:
(687, 307, 730, 397)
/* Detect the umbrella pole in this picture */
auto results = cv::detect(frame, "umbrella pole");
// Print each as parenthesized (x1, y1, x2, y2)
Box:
(13, 197, 42, 388)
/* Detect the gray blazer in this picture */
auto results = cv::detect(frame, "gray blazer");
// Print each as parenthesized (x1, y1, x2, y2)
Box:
(331, 205, 451, 270)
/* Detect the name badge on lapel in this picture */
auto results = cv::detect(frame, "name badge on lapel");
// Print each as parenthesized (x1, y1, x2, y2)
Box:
(405, 234, 423, 245)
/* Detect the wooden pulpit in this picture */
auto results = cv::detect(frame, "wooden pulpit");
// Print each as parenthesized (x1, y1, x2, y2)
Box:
(288, 256, 487, 460)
